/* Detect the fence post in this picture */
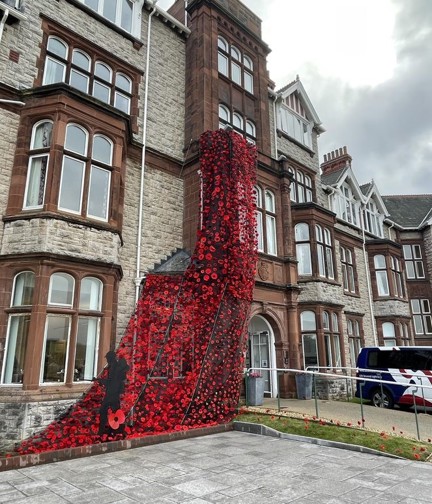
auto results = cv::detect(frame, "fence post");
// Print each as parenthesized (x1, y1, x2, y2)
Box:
(359, 382, 365, 428)
(412, 390, 421, 441)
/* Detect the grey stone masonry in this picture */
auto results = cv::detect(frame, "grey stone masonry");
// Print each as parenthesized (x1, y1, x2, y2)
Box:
(277, 131, 320, 172)
(1, 219, 122, 264)
(0, 399, 75, 453)
(117, 163, 184, 338)
(0, 110, 19, 246)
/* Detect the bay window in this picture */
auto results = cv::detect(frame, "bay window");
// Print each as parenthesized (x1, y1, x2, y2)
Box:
(295, 223, 312, 275)
(79, 0, 137, 35)
(301, 311, 318, 369)
(382, 322, 396, 346)
(374, 255, 390, 296)
(279, 106, 312, 149)
(43, 36, 133, 115)
(59, 124, 112, 221)
(289, 167, 313, 203)
(23, 120, 52, 209)
(1, 272, 35, 384)
(316, 225, 334, 279)
(323, 311, 341, 368)
(255, 186, 277, 256)
(41, 273, 103, 384)
(363, 199, 383, 237)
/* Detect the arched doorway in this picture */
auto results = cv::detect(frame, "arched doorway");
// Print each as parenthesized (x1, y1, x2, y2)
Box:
(247, 315, 277, 397)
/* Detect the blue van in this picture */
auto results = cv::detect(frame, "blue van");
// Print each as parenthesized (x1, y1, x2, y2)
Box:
(355, 346, 432, 409)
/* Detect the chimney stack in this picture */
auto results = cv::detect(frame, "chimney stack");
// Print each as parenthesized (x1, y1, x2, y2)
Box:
(321, 146, 352, 176)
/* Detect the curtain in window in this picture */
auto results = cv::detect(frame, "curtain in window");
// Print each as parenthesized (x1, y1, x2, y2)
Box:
(2, 315, 30, 384)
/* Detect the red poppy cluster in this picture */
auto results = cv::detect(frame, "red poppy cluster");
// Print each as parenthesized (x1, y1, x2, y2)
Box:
(16, 129, 257, 454)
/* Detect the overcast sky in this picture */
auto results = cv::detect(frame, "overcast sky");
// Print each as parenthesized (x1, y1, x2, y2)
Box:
(158, 0, 431, 196)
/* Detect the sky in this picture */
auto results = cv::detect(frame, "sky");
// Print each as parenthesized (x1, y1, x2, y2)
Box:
(157, 0, 432, 196)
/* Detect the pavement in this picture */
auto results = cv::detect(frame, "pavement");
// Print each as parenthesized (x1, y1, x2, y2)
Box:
(258, 397, 432, 442)
(1, 399, 432, 503)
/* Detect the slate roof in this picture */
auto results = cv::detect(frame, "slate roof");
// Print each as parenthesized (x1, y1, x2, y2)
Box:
(321, 167, 347, 187)
(152, 248, 191, 273)
(360, 182, 373, 196)
(382, 195, 432, 228)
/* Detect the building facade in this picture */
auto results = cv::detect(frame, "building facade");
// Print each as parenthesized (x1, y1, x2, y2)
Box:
(0, 0, 431, 446)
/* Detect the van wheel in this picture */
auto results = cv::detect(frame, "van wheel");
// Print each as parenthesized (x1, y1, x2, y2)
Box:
(371, 389, 394, 409)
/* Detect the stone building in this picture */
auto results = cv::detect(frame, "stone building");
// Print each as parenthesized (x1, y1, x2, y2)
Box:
(0, 0, 431, 445)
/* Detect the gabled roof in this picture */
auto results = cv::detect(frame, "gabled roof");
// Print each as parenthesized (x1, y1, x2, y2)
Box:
(360, 180, 389, 217)
(382, 195, 432, 229)
(275, 77, 325, 133)
(322, 165, 364, 202)
(321, 167, 347, 187)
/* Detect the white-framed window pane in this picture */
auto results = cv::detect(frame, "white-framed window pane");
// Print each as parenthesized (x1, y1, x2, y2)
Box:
(65, 124, 88, 155)
(325, 334, 333, 367)
(72, 49, 90, 71)
(49, 273, 74, 306)
(231, 62, 241, 85)
(326, 248, 334, 279)
(218, 36, 228, 51)
(244, 71, 253, 93)
(411, 299, 420, 313)
(80, 277, 103, 310)
(266, 215, 277, 255)
(333, 336, 341, 367)
(2, 315, 30, 384)
(47, 37, 68, 58)
(218, 52, 228, 76)
(295, 223, 309, 241)
(231, 46, 241, 60)
(121, 0, 133, 31)
(32, 121, 52, 149)
(87, 165, 110, 220)
(12, 272, 35, 306)
(74, 317, 99, 381)
(43, 57, 66, 85)
(374, 255, 386, 269)
(265, 190, 275, 213)
(93, 81, 111, 103)
(103, 0, 116, 22)
(244, 55, 253, 70)
(376, 271, 390, 296)
(233, 112, 243, 129)
(41, 315, 70, 383)
(413, 315, 424, 334)
(116, 73, 132, 93)
(70, 69, 89, 93)
(297, 243, 312, 275)
(416, 261, 425, 278)
(317, 245, 325, 277)
(95, 61, 112, 82)
(303, 333, 318, 368)
(24, 155, 48, 208)
(114, 91, 130, 114)
(59, 156, 85, 213)
(301, 311, 316, 331)
(84, 0, 98, 9)
(246, 120, 256, 137)
(256, 210, 264, 251)
(93, 135, 112, 165)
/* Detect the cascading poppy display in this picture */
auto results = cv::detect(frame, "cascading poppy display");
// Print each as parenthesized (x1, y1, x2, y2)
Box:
(16, 129, 258, 454)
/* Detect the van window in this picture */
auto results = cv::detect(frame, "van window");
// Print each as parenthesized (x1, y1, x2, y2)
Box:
(367, 349, 432, 370)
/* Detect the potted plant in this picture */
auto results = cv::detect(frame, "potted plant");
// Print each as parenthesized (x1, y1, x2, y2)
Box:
(246, 370, 265, 406)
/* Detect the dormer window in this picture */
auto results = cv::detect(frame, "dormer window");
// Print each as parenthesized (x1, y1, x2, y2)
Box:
(334, 183, 360, 226)
(78, 0, 138, 36)
(363, 199, 383, 237)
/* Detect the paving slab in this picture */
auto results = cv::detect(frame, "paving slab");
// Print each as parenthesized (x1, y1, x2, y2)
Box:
(0, 431, 429, 503)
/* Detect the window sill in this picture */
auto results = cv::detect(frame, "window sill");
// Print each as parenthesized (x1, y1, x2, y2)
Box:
(343, 290, 360, 298)
(298, 277, 341, 286)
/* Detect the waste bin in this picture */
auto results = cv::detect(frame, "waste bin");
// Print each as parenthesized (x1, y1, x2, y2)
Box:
(246, 376, 265, 406)
(295, 373, 312, 399)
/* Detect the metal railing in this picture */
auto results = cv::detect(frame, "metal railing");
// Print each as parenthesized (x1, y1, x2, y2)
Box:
(244, 366, 432, 440)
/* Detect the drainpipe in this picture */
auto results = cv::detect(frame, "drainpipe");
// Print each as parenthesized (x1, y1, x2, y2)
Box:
(0, 9, 9, 44)
(184, 0, 188, 27)
(135, 0, 158, 303)
(361, 206, 378, 345)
